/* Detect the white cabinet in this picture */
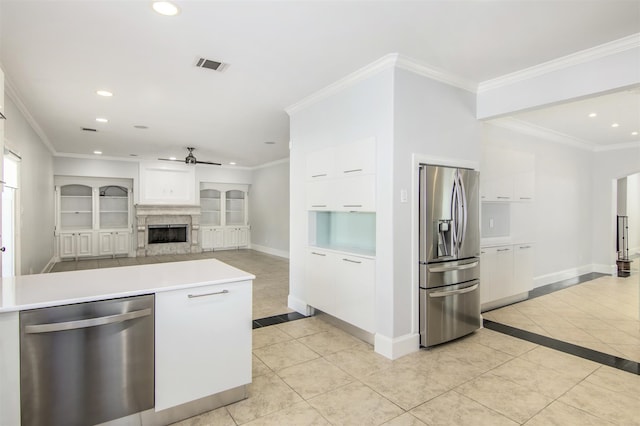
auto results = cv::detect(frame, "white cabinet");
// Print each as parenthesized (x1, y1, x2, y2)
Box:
(59, 232, 94, 259)
(306, 138, 376, 212)
(480, 243, 533, 311)
(305, 248, 375, 333)
(481, 148, 534, 202)
(513, 244, 534, 295)
(55, 177, 133, 259)
(155, 280, 252, 411)
(98, 231, 130, 257)
(199, 184, 250, 250)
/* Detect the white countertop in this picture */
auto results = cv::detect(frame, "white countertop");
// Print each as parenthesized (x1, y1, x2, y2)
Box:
(0, 259, 255, 313)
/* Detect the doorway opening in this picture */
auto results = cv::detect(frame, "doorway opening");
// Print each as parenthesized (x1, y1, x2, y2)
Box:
(2, 152, 20, 277)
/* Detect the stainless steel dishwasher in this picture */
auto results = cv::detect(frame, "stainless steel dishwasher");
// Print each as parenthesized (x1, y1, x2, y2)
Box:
(20, 294, 155, 426)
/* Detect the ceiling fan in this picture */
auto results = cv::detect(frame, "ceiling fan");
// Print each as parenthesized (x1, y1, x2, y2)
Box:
(158, 147, 221, 166)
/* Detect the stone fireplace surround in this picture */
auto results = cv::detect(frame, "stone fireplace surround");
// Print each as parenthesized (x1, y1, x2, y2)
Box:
(135, 205, 201, 257)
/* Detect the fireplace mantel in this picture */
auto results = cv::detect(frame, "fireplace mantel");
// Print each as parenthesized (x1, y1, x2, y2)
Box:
(135, 204, 202, 256)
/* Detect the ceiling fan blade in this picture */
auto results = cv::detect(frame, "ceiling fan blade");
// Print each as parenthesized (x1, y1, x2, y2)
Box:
(195, 160, 222, 166)
(158, 158, 183, 162)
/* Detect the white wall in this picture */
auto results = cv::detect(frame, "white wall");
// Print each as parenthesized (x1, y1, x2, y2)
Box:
(483, 124, 594, 282)
(393, 69, 481, 337)
(591, 146, 640, 271)
(249, 160, 289, 257)
(5, 96, 55, 275)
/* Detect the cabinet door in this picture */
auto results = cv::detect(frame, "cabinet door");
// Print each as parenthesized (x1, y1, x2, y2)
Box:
(334, 254, 375, 332)
(480, 248, 496, 306)
(306, 180, 332, 210)
(76, 232, 94, 257)
(201, 227, 214, 250)
(224, 227, 238, 247)
(335, 174, 376, 211)
(513, 244, 534, 294)
(113, 232, 130, 254)
(306, 147, 335, 179)
(98, 232, 114, 256)
(494, 246, 514, 300)
(212, 227, 225, 248)
(155, 281, 252, 411)
(59, 233, 76, 258)
(336, 137, 375, 176)
(306, 250, 334, 314)
(237, 227, 249, 247)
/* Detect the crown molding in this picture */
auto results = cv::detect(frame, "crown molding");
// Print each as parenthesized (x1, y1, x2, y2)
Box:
(285, 53, 474, 115)
(3, 73, 58, 155)
(488, 117, 596, 151)
(250, 157, 289, 170)
(395, 55, 476, 93)
(593, 141, 640, 152)
(478, 33, 640, 93)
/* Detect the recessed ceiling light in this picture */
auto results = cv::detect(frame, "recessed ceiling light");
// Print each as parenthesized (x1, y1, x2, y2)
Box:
(611, 123, 620, 128)
(96, 118, 108, 123)
(229, 162, 237, 165)
(93, 151, 102, 155)
(632, 131, 639, 136)
(152, 1, 180, 16)
(264, 141, 276, 145)
(588, 112, 597, 118)
(96, 90, 113, 97)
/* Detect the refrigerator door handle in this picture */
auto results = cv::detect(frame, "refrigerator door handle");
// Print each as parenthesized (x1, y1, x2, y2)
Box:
(427, 260, 479, 273)
(428, 283, 479, 298)
(458, 171, 467, 253)
(450, 176, 459, 257)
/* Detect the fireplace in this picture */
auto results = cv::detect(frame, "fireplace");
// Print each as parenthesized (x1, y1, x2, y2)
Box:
(148, 224, 188, 244)
(135, 205, 201, 256)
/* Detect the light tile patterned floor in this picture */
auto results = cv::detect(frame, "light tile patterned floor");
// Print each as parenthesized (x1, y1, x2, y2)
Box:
(172, 319, 640, 425)
(483, 273, 640, 362)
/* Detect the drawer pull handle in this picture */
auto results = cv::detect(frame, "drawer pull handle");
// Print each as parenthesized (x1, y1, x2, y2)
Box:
(519, 246, 531, 249)
(428, 260, 478, 273)
(311, 252, 326, 256)
(497, 248, 510, 252)
(497, 196, 511, 200)
(343, 204, 362, 208)
(188, 289, 229, 298)
(311, 204, 327, 208)
(311, 174, 327, 178)
(429, 283, 479, 298)
(519, 197, 532, 200)
(343, 169, 363, 174)
(342, 258, 362, 264)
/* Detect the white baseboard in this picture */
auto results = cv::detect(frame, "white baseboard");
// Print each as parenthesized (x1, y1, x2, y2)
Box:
(287, 294, 312, 316)
(41, 257, 57, 274)
(250, 243, 289, 259)
(374, 333, 420, 360)
(533, 263, 615, 288)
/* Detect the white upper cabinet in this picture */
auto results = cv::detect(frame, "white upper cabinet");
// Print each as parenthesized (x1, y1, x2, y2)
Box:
(481, 147, 534, 202)
(306, 138, 376, 212)
(139, 161, 196, 205)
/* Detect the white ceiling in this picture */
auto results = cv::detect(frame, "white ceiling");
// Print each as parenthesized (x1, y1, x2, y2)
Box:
(1, 1, 639, 167)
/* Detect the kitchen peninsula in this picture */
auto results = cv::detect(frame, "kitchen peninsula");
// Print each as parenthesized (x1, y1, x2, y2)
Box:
(0, 259, 254, 425)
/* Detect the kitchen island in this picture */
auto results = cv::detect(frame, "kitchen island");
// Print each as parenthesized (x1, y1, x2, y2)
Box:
(0, 259, 254, 425)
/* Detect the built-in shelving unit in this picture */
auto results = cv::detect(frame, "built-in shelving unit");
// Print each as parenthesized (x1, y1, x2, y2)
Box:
(59, 184, 93, 230)
(200, 189, 221, 226)
(199, 183, 250, 250)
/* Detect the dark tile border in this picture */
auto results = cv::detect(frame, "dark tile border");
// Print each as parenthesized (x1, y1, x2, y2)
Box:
(484, 319, 640, 375)
(527, 272, 609, 300)
(253, 311, 307, 329)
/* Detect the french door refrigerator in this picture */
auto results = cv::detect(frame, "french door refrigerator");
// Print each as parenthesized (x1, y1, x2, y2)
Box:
(419, 164, 481, 347)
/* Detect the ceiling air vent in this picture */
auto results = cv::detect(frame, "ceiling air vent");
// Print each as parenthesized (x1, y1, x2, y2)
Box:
(195, 57, 227, 72)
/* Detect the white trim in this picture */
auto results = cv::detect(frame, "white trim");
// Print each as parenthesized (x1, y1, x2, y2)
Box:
(374, 332, 420, 360)
(250, 243, 289, 259)
(413, 153, 480, 172)
(593, 141, 640, 152)
(41, 257, 57, 274)
(532, 263, 616, 288)
(250, 157, 290, 170)
(478, 33, 640, 93)
(395, 55, 476, 93)
(489, 117, 595, 151)
(285, 53, 474, 116)
(287, 294, 312, 316)
(4, 77, 57, 155)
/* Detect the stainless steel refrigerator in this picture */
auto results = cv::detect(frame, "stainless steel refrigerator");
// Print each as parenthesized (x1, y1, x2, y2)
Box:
(419, 164, 481, 347)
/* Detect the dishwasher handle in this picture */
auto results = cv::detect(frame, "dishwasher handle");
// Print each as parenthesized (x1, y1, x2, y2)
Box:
(24, 308, 152, 334)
